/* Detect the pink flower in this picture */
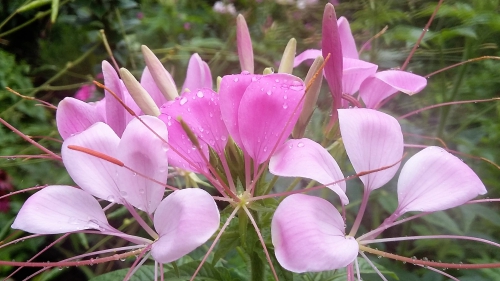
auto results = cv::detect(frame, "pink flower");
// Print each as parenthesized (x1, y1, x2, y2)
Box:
(12, 117, 220, 263)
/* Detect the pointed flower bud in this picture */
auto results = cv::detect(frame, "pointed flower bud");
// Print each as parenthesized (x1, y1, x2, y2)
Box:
(278, 38, 297, 74)
(292, 55, 324, 138)
(119, 68, 160, 117)
(236, 14, 254, 74)
(141, 45, 179, 100)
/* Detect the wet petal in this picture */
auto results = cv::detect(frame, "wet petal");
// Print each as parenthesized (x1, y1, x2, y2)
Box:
(270, 139, 348, 204)
(359, 70, 427, 109)
(238, 74, 305, 164)
(102, 61, 127, 136)
(395, 147, 487, 216)
(219, 73, 261, 148)
(161, 89, 228, 155)
(151, 188, 219, 264)
(158, 109, 209, 174)
(272, 194, 358, 273)
(61, 122, 122, 202)
(181, 53, 213, 92)
(12, 185, 110, 234)
(337, 16, 358, 59)
(56, 97, 105, 140)
(116, 116, 168, 214)
(338, 108, 403, 192)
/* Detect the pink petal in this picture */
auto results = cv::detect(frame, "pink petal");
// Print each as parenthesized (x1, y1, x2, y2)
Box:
(238, 74, 305, 164)
(158, 108, 209, 173)
(74, 84, 95, 101)
(322, 3, 343, 110)
(61, 122, 122, 202)
(338, 108, 403, 192)
(151, 188, 219, 263)
(219, 73, 261, 148)
(116, 116, 168, 214)
(236, 14, 254, 73)
(395, 147, 487, 216)
(160, 89, 229, 156)
(270, 139, 348, 205)
(181, 53, 213, 92)
(102, 61, 127, 136)
(56, 97, 105, 140)
(293, 49, 322, 67)
(11, 185, 110, 234)
(337, 17, 358, 59)
(272, 194, 358, 273)
(359, 70, 427, 109)
(342, 58, 378, 95)
(141, 66, 168, 108)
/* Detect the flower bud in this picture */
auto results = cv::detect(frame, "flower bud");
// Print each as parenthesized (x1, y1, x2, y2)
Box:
(119, 68, 160, 117)
(141, 45, 179, 100)
(278, 38, 297, 74)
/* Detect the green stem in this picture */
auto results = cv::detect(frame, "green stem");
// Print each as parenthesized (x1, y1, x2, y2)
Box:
(250, 249, 265, 281)
(436, 39, 472, 139)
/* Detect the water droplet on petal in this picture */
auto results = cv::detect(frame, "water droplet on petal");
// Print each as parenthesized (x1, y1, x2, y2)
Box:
(267, 90, 272, 96)
(107, 195, 115, 202)
(297, 142, 304, 147)
(241, 71, 250, 75)
(234, 78, 239, 82)
(139, 189, 145, 194)
(221, 136, 227, 141)
(197, 91, 204, 98)
(275, 79, 280, 83)
(283, 95, 287, 100)
(180, 97, 188, 105)
(120, 191, 128, 197)
(282, 104, 288, 109)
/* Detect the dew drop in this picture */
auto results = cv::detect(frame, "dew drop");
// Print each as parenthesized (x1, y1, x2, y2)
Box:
(252, 77, 258, 81)
(68, 217, 79, 225)
(179, 97, 188, 105)
(297, 142, 304, 147)
(282, 104, 288, 109)
(283, 95, 288, 100)
(267, 90, 272, 96)
(120, 191, 128, 197)
(263, 146, 268, 152)
(221, 136, 227, 141)
(107, 195, 115, 202)
(275, 79, 280, 83)
(234, 78, 239, 82)
(197, 91, 204, 98)
(139, 189, 145, 194)
(288, 143, 293, 149)
(241, 71, 250, 75)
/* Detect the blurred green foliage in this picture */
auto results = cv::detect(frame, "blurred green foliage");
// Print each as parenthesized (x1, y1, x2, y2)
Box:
(1, 0, 500, 280)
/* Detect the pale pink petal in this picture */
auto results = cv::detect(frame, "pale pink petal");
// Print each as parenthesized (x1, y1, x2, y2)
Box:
(238, 74, 305, 164)
(160, 89, 229, 156)
(293, 49, 322, 67)
(11, 185, 110, 234)
(236, 15, 254, 73)
(151, 188, 220, 263)
(342, 58, 378, 95)
(337, 17, 358, 59)
(56, 97, 105, 140)
(61, 122, 122, 202)
(158, 108, 209, 173)
(338, 108, 403, 192)
(181, 53, 213, 92)
(395, 147, 487, 216)
(102, 61, 127, 136)
(322, 3, 343, 110)
(219, 73, 261, 148)
(272, 194, 358, 273)
(270, 139, 348, 205)
(120, 81, 142, 124)
(116, 116, 168, 214)
(141, 66, 168, 108)
(359, 70, 427, 109)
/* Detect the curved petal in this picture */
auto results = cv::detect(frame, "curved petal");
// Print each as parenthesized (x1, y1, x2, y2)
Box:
(395, 147, 487, 216)
(181, 53, 213, 92)
(322, 3, 343, 109)
(219, 72, 261, 147)
(56, 97, 105, 140)
(270, 139, 348, 205)
(151, 188, 220, 264)
(359, 70, 427, 109)
(338, 108, 403, 192)
(158, 110, 209, 174)
(272, 194, 358, 273)
(342, 58, 378, 95)
(238, 74, 305, 164)
(293, 49, 322, 67)
(160, 89, 229, 155)
(116, 116, 168, 214)
(141, 66, 168, 108)
(337, 17, 358, 59)
(12, 185, 110, 234)
(61, 122, 122, 202)
(102, 61, 127, 136)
